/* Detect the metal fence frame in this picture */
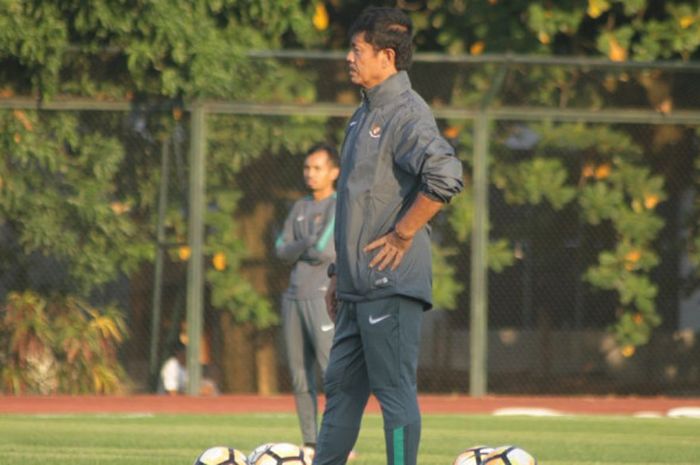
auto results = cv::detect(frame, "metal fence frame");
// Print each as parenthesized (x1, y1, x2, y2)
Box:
(3, 51, 700, 396)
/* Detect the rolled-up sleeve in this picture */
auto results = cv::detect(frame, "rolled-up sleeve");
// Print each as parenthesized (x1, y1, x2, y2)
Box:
(394, 112, 464, 203)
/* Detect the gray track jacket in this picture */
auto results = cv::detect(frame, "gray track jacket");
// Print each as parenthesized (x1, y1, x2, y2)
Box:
(275, 194, 336, 300)
(335, 71, 464, 309)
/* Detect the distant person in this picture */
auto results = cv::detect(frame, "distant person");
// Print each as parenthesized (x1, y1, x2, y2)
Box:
(158, 339, 219, 396)
(158, 340, 187, 395)
(275, 143, 340, 457)
(313, 7, 463, 465)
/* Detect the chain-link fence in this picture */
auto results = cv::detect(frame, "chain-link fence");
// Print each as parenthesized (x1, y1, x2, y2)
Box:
(2, 52, 700, 396)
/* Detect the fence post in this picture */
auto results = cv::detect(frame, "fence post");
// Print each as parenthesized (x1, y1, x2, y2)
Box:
(469, 62, 507, 397)
(186, 101, 206, 396)
(469, 112, 490, 397)
(148, 138, 171, 390)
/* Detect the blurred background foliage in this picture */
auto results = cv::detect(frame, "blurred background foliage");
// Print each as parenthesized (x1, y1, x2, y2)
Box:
(1, 0, 699, 393)
(0, 291, 127, 394)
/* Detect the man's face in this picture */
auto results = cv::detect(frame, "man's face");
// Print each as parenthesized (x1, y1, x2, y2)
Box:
(304, 150, 339, 193)
(346, 32, 394, 89)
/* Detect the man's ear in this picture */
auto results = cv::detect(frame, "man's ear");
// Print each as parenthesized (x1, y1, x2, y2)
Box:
(331, 166, 340, 182)
(383, 48, 396, 69)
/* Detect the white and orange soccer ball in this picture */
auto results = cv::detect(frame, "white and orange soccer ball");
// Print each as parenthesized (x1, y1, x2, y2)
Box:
(453, 445, 495, 465)
(482, 445, 537, 465)
(248, 442, 311, 465)
(193, 446, 248, 465)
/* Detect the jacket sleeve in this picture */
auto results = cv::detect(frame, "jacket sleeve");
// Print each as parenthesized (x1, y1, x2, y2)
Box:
(303, 204, 336, 264)
(274, 202, 314, 264)
(393, 110, 464, 203)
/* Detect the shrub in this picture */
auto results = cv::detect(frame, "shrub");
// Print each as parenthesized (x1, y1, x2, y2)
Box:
(0, 291, 129, 394)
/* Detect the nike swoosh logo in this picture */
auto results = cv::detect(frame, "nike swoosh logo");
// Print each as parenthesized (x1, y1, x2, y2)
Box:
(369, 314, 391, 325)
(321, 324, 334, 332)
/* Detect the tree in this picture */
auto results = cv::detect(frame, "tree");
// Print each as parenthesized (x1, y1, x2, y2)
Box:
(321, 0, 700, 348)
(2, 0, 699, 394)
(0, 0, 326, 392)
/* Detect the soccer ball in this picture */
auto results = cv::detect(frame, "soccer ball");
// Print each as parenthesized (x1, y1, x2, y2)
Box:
(482, 445, 537, 465)
(194, 446, 248, 465)
(453, 445, 494, 465)
(248, 442, 311, 465)
(248, 443, 275, 465)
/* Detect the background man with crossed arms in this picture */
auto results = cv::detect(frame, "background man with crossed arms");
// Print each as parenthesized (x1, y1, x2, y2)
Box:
(275, 143, 340, 457)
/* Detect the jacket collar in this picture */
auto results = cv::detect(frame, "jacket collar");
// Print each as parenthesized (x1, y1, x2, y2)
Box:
(362, 71, 411, 111)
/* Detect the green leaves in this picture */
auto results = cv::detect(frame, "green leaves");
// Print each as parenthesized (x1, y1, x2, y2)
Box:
(203, 187, 277, 329)
(0, 110, 151, 294)
(0, 1, 67, 95)
(527, 3, 585, 45)
(1, 1, 324, 338)
(487, 239, 516, 273)
(574, 141, 665, 347)
(407, 0, 692, 61)
(494, 157, 576, 209)
(447, 186, 474, 243)
(432, 244, 464, 310)
(580, 182, 623, 224)
(1, 0, 320, 98)
(485, 122, 666, 348)
(634, 4, 700, 60)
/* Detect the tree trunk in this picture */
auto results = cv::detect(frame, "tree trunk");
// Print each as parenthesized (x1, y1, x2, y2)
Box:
(239, 201, 280, 394)
(220, 312, 256, 392)
(255, 329, 279, 395)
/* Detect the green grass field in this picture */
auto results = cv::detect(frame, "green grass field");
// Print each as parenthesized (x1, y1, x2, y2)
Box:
(0, 413, 698, 465)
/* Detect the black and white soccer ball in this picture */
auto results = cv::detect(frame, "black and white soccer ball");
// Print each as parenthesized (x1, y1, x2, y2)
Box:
(453, 445, 495, 465)
(482, 445, 537, 465)
(247, 443, 275, 465)
(248, 442, 310, 465)
(193, 446, 248, 465)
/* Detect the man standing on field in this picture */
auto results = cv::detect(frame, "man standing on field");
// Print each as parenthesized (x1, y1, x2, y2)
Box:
(275, 143, 340, 457)
(313, 6, 464, 465)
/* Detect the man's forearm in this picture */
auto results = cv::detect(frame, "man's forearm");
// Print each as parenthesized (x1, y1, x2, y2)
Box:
(394, 192, 444, 240)
(275, 236, 314, 263)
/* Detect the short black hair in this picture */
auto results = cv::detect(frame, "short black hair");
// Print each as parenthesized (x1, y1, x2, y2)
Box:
(306, 142, 339, 168)
(172, 339, 186, 354)
(348, 6, 413, 71)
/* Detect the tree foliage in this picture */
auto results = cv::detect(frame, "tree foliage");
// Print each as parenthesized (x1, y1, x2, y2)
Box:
(0, 0, 324, 392)
(2, 0, 699, 365)
(0, 109, 150, 295)
(324, 0, 699, 347)
(0, 0, 321, 99)
(402, 0, 700, 61)
(203, 114, 327, 327)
